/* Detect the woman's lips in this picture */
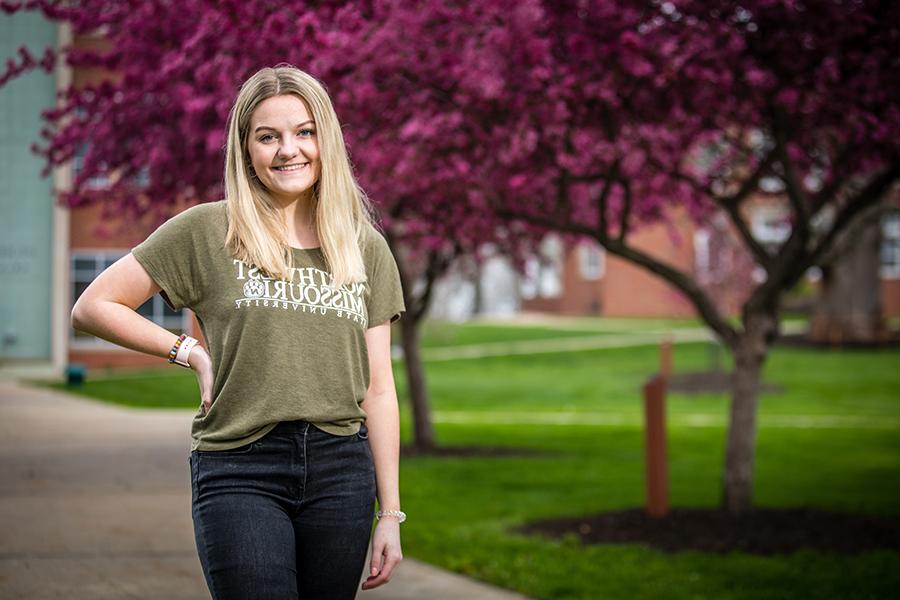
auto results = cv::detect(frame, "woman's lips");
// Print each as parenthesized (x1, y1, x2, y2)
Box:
(272, 162, 309, 172)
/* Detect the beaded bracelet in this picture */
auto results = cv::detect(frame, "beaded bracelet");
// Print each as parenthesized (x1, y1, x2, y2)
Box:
(167, 334, 187, 364)
(375, 510, 407, 523)
(168, 334, 199, 368)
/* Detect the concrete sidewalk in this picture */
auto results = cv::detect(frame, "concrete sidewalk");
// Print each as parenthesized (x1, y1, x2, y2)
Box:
(0, 378, 530, 600)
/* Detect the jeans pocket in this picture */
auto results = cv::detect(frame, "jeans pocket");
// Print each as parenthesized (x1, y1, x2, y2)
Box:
(356, 423, 369, 440)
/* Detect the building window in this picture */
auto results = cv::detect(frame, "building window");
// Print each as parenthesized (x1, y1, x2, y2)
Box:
(577, 238, 605, 281)
(72, 107, 111, 189)
(750, 206, 792, 245)
(72, 142, 112, 190)
(520, 233, 563, 299)
(71, 251, 188, 347)
(519, 256, 540, 300)
(693, 228, 712, 284)
(73, 142, 149, 189)
(881, 212, 900, 279)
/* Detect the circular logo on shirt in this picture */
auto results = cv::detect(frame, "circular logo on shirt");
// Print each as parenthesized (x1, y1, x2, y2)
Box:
(243, 279, 266, 298)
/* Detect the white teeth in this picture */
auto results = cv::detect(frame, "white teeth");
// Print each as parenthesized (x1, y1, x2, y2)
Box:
(274, 163, 308, 171)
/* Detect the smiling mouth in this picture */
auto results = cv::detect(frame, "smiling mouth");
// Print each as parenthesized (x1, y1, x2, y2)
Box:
(272, 163, 310, 172)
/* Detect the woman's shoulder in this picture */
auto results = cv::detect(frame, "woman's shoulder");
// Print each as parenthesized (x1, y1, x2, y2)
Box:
(155, 199, 224, 225)
(138, 200, 224, 243)
(155, 200, 226, 235)
(359, 219, 391, 254)
(179, 199, 226, 220)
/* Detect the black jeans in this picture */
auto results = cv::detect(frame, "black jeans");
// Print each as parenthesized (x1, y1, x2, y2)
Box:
(189, 420, 376, 599)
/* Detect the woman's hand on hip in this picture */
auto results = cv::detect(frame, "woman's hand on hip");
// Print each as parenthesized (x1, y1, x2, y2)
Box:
(361, 518, 402, 590)
(188, 346, 214, 415)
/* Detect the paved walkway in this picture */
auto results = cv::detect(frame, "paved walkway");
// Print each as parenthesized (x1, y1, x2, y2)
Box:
(0, 379, 531, 600)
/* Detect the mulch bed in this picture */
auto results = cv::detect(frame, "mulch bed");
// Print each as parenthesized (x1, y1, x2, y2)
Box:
(775, 332, 900, 350)
(515, 506, 900, 555)
(666, 370, 783, 395)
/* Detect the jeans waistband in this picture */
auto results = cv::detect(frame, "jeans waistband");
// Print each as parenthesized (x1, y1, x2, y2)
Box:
(267, 419, 312, 435)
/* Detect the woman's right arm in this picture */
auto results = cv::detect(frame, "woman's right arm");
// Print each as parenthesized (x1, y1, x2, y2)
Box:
(70, 252, 214, 413)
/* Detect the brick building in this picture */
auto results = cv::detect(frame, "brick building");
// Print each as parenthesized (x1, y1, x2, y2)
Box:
(519, 198, 900, 321)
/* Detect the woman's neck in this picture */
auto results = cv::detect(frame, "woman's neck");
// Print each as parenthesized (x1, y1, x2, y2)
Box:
(273, 194, 318, 248)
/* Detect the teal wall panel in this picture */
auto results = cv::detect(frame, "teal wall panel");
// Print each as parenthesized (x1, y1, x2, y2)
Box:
(0, 13, 57, 360)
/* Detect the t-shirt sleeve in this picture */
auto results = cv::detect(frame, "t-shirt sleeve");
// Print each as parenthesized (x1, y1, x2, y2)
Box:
(366, 228, 406, 328)
(131, 208, 201, 311)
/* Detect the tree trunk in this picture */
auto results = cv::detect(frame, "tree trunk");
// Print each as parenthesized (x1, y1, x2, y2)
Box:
(398, 306, 436, 451)
(471, 258, 484, 316)
(809, 207, 885, 344)
(387, 236, 440, 452)
(721, 309, 776, 514)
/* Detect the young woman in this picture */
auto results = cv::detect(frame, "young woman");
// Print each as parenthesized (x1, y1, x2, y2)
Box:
(71, 64, 406, 599)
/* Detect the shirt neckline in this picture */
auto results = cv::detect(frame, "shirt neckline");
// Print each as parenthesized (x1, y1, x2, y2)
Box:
(290, 245, 322, 254)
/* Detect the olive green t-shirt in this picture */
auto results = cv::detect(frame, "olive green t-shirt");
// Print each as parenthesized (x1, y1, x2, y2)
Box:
(131, 200, 405, 451)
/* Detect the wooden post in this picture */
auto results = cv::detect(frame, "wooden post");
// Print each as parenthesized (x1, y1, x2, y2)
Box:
(660, 334, 673, 380)
(643, 373, 669, 518)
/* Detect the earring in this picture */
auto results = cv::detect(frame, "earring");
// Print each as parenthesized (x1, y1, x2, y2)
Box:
(248, 166, 258, 179)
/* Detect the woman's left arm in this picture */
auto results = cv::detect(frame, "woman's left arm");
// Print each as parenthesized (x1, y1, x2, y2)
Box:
(360, 320, 403, 590)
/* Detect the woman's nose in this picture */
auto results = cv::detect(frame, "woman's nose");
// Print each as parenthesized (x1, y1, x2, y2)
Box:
(278, 138, 299, 159)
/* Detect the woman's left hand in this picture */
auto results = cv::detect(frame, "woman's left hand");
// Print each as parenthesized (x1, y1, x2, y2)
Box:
(361, 518, 403, 590)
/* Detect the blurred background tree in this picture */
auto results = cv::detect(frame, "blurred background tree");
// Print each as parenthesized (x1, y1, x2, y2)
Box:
(808, 201, 887, 344)
(417, 0, 898, 512)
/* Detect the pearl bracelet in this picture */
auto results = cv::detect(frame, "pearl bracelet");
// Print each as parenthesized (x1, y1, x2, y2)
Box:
(375, 510, 406, 523)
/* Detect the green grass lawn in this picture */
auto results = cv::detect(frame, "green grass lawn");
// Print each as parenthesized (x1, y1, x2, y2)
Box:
(417, 321, 618, 348)
(35, 320, 900, 599)
(420, 315, 720, 345)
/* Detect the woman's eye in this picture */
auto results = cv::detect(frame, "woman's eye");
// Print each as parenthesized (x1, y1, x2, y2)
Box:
(259, 134, 275, 143)
(298, 128, 316, 138)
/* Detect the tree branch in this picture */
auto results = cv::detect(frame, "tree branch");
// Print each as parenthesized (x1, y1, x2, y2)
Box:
(811, 139, 857, 213)
(617, 179, 632, 244)
(570, 171, 612, 183)
(595, 158, 620, 238)
(495, 206, 739, 348)
(770, 105, 810, 240)
(716, 149, 778, 270)
(807, 164, 900, 272)
(417, 247, 456, 319)
(641, 139, 776, 269)
(602, 237, 737, 347)
(750, 163, 900, 308)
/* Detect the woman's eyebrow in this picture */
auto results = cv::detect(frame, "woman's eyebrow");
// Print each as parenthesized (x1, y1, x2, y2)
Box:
(254, 120, 316, 133)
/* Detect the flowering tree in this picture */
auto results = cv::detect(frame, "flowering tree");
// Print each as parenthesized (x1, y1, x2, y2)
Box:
(462, 0, 898, 512)
(331, 0, 899, 511)
(323, 0, 898, 511)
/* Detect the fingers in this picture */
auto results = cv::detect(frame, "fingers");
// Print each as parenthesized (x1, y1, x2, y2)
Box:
(361, 547, 402, 590)
(379, 551, 402, 582)
(369, 539, 384, 577)
(192, 363, 212, 416)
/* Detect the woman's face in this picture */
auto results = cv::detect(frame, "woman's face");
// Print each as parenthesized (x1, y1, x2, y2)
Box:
(246, 94, 321, 206)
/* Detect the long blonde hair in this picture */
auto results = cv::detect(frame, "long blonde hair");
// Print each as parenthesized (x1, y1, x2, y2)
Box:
(223, 64, 377, 288)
